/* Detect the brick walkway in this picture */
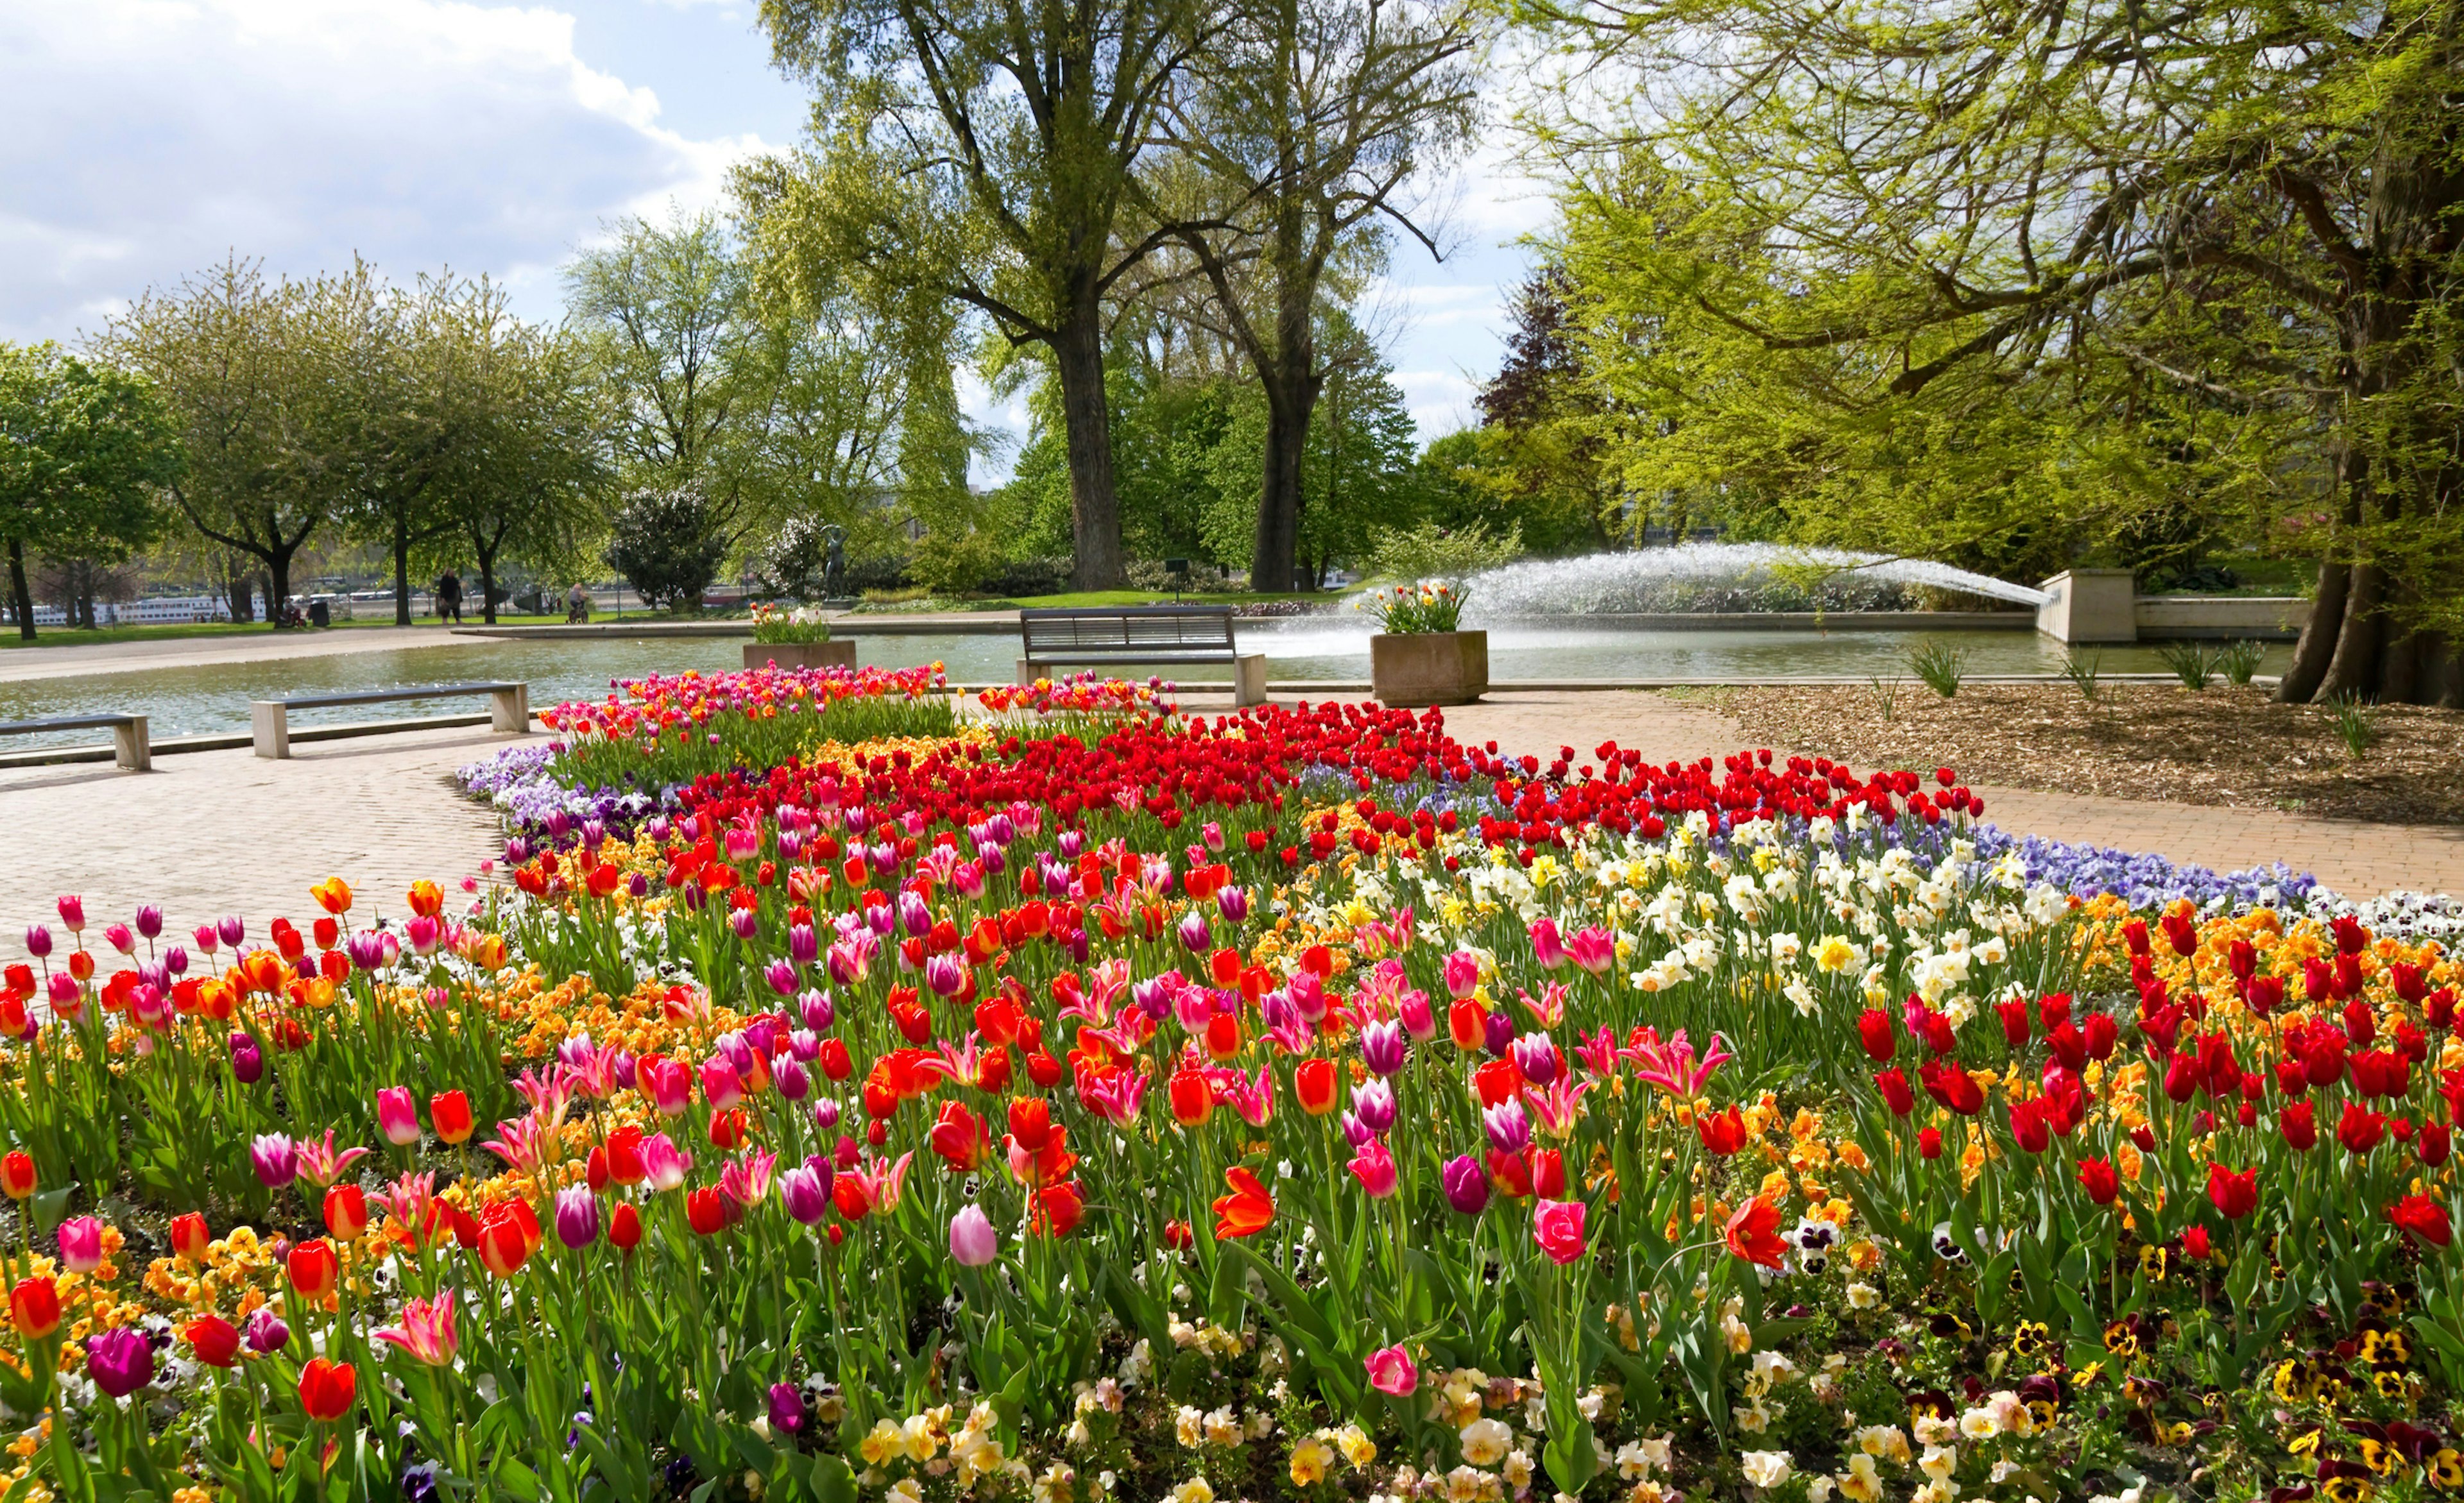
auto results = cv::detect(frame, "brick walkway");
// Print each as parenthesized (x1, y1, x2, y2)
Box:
(0, 684, 2454, 942)
(0, 723, 540, 932)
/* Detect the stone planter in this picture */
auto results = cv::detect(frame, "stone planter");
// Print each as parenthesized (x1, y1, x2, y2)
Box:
(1371, 630, 1488, 708)
(744, 640, 857, 672)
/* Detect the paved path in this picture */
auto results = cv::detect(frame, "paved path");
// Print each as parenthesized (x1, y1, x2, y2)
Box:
(0, 686, 2453, 945)
(0, 627, 492, 684)
(0, 722, 538, 933)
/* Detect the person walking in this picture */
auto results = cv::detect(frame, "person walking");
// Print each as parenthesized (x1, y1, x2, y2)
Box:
(434, 570, 463, 624)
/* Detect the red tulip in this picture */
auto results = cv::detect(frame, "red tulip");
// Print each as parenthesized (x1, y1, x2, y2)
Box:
(298, 1357, 356, 1422)
(185, 1314, 241, 1367)
(2391, 1194, 2452, 1247)
(1295, 1058, 1339, 1116)
(2338, 1101, 2387, 1155)
(0, 1151, 33, 1201)
(1694, 1105, 1747, 1156)
(1168, 1069, 1213, 1126)
(1211, 1168, 1274, 1239)
(2205, 1163, 2257, 1220)
(1723, 1194, 1786, 1268)
(1855, 1009, 1895, 1063)
(324, 1185, 368, 1243)
(169, 1212, 209, 1264)
(288, 1239, 339, 1302)
(2076, 1158, 2118, 1205)
(1917, 1128, 1944, 1159)
(1874, 1067, 1915, 1117)
(429, 1090, 474, 1146)
(10, 1277, 59, 1340)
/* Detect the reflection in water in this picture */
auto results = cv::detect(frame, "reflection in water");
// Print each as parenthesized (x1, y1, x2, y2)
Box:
(0, 622, 2289, 752)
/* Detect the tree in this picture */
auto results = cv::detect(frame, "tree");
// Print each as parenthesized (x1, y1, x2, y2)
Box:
(1523, 0, 2464, 704)
(752, 0, 1220, 590)
(606, 488, 731, 612)
(435, 321, 607, 625)
(99, 259, 332, 625)
(1153, 0, 1482, 590)
(567, 212, 779, 557)
(0, 343, 180, 639)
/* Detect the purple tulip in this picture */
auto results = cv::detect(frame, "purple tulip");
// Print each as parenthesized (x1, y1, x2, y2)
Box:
(163, 946, 188, 976)
(1360, 1019, 1407, 1077)
(1510, 1032, 1560, 1087)
(244, 1307, 290, 1354)
(924, 954, 966, 998)
(730, 909, 759, 942)
(554, 1185, 601, 1249)
(765, 960, 799, 998)
(775, 1057, 810, 1101)
(217, 915, 245, 947)
(1216, 886, 1249, 924)
(769, 1381, 807, 1434)
(1351, 1079, 1396, 1136)
(800, 990, 835, 1032)
(22, 926, 49, 960)
(1441, 1154, 1491, 1216)
(1484, 1099, 1531, 1155)
(1058, 829, 1083, 859)
(85, 1327, 154, 1398)
(628, 873, 649, 899)
(134, 905, 164, 940)
(1177, 912, 1212, 954)
(789, 924, 818, 966)
(811, 1099, 841, 1131)
(781, 1164, 831, 1224)
(250, 1133, 296, 1187)
(1482, 1008, 1516, 1057)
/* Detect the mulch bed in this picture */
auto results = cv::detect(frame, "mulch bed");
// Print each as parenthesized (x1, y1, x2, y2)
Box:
(1688, 682, 2464, 826)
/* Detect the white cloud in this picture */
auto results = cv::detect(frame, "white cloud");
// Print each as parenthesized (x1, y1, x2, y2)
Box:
(0, 0, 771, 341)
(1394, 369, 1481, 440)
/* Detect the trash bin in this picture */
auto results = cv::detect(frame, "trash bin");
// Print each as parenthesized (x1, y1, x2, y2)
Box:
(308, 600, 331, 628)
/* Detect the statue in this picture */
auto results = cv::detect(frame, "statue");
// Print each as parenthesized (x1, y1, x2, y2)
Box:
(821, 524, 848, 600)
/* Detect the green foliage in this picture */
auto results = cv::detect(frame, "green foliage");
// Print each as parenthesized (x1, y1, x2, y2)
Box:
(2328, 695, 2379, 758)
(911, 529, 1007, 597)
(2218, 640, 2266, 687)
(2157, 642, 2219, 692)
(604, 488, 730, 613)
(1905, 641, 1965, 698)
(0, 342, 180, 634)
(2060, 652, 2103, 704)
(1358, 520, 1521, 586)
(1358, 580, 1468, 633)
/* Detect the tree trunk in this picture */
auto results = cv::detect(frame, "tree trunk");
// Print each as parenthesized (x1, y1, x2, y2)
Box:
(6, 540, 34, 643)
(1252, 382, 1309, 593)
(228, 569, 253, 624)
(269, 554, 297, 628)
(475, 540, 499, 627)
(393, 513, 413, 627)
(2276, 554, 2350, 703)
(1050, 298, 1125, 591)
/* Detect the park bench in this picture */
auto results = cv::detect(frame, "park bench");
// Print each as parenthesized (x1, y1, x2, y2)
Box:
(0, 714, 151, 771)
(251, 682, 529, 760)
(1018, 606, 1267, 706)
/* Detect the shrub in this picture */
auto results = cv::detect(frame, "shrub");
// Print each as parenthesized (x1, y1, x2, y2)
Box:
(604, 487, 728, 613)
(910, 529, 1004, 597)
(2219, 638, 2266, 685)
(1906, 640, 1966, 697)
(1358, 520, 1521, 586)
(2157, 640, 2218, 690)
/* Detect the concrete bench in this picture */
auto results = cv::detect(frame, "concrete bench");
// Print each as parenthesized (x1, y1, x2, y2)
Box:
(0, 714, 151, 771)
(1018, 606, 1267, 706)
(252, 682, 529, 760)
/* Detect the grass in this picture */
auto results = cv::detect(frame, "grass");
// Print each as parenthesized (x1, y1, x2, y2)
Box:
(2329, 693, 2380, 758)
(1905, 641, 1967, 697)
(2156, 640, 2218, 690)
(2060, 650, 2103, 702)
(2218, 639, 2267, 686)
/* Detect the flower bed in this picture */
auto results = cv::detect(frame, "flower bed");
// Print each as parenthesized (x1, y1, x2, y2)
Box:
(0, 673, 2456, 1502)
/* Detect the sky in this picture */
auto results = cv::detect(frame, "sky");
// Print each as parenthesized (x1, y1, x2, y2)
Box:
(0, 0, 1548, 475)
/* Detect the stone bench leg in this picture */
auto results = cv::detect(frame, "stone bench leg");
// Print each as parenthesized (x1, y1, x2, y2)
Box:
(1016, 659, 1043, 687)
(112, 716, 151, 773)
(1233, 654, 1267, 707)
(489, 684, 530, 733)
(251, 702, 290, 760)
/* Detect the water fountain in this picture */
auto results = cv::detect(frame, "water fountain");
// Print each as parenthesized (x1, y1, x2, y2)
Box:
(1460, 542, 2049, 621)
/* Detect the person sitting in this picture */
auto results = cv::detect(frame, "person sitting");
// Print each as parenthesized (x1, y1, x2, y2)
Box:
(565, 582, 592, 624)
(434, 570, 463, 624)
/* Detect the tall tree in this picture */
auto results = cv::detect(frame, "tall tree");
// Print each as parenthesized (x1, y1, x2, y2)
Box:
(1525, 0, 2464, 704)
(751, 0, 1220, 589)
(1153, 0, 1482, 590)
(566, 211, 772, 560)
(0, 343, 180, 640)
(99, 258, 331, 624)
(436, 321, 608, 625)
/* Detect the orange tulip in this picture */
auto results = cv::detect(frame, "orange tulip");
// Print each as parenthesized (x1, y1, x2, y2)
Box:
(405, 880, 443, 918)
(169, 1212, 209, 1264)
(1211, 1167, 1274, 1239)
(429, 1090, 474, 1145)
(324, 1185, 369, 1243)
(0, 1150, 33, 1200)
(311, 878, 353, 916)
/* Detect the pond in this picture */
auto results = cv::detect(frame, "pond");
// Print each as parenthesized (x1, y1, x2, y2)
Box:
(0, 620, 2292, 752)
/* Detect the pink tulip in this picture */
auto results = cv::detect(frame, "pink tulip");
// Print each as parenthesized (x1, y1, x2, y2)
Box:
(1348, 1138, 1399, 1199)
(1528, 918, 1567, 970)
(372, 1290, 458, 1366)
(1533, 1198, 1588, 1265)
(1442, 950, 1482, 1000)
(949, 1205, 998, 1267)
(1364, 1344, 1418, 1397)
(1567, 926, 1615, 976)
(56, 1215, 104, 1273)
(640, 1057, 693, 1117)
(377, 1087, 422, 1146)
(699, 1056, 744, 1111)
(641, 1133, 693, 1191)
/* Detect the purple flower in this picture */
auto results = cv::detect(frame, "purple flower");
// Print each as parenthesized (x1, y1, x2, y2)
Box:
(250, 1133, 296, 1187)
(769, 1381, 807, 1435)
(1484, 1099, 1532, 1155)
(85, 1327, 154, 1398)
(1441, 1154, 1490, 1216)
(1351, 1079, 1396, 1136)
(781, 1164, 831, 1225)
(554, 1185, 601, 1249)
(1360, 1019, 1407, 1077)
(244, 1307, 289, 1355)
(1510, 1032, 1560, 1088)
(229, 1032, 264, 1085)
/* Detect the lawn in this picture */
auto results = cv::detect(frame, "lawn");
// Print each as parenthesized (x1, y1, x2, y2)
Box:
(0, 613, 572, 650)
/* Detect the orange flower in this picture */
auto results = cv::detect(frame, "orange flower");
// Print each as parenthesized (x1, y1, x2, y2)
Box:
(406, 880, 444, 918)
(1211, 1167, 1274, 1239)
(311, 878, 353, 916)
